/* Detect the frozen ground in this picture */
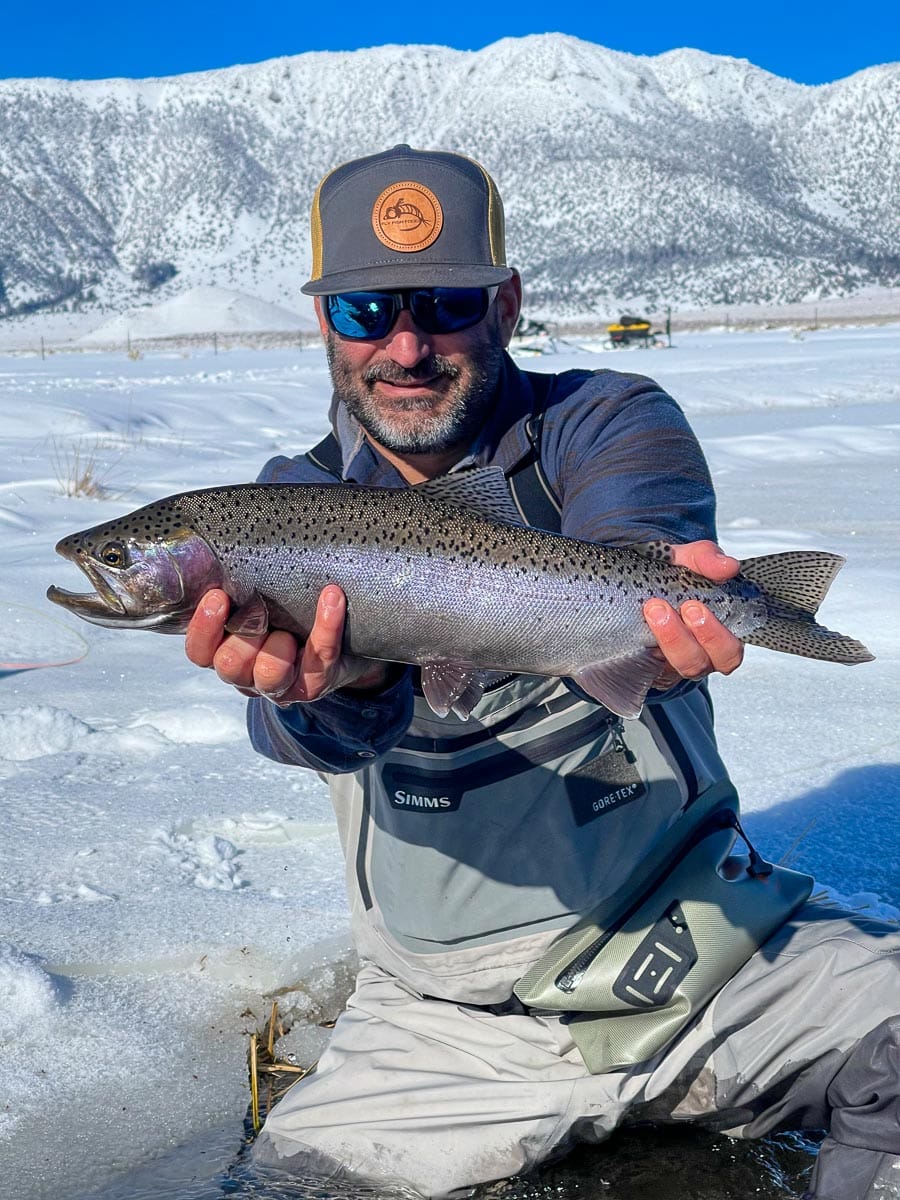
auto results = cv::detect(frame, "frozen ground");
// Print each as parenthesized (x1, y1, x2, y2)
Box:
(0, 323, 898, 1199)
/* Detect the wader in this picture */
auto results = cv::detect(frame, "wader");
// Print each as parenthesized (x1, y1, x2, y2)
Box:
(253, 421, 900, 1198)
(254, 675, 900, 1197)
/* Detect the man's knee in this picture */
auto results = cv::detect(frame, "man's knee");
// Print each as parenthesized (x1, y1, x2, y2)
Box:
(806, 1017, 900, 1200)
(829, 1016, 900, 1154)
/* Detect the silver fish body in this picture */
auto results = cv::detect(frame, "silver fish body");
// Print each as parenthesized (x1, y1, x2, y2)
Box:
(47, 467, 874, 719)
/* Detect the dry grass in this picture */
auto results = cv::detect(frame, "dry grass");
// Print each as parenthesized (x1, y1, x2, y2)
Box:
(247, 999, 323, 1134)
(50, 435, 126, 499)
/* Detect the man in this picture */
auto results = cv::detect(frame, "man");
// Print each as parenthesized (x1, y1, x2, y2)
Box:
(186, 146, 899, 1199)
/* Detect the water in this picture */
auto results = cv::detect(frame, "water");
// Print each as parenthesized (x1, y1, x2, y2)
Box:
(75, 1116, 819, 1199)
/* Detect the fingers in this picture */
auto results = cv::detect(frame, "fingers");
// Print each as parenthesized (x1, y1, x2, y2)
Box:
(185, 588, 300, 700)
(208, 627, 300, 702)
(642, 540, 744, 686)
(292, 585, 348, 701)
(644, 598, 744, 682)
(667, 539, 740, 582)
(242, 630, 301, 701)
(294, 586, 394, 700)
(185, 590, 231, 667)
(220, 585, 350, 704)
(187, 585, 386, 705)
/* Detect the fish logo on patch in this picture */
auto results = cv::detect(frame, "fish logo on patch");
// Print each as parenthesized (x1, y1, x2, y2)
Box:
(372, 181, 443, 252)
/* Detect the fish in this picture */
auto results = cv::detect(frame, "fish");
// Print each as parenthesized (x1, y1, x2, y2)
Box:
(46, 466, 874, 720)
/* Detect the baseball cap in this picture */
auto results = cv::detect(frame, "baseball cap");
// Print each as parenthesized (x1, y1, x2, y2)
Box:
(302, 144, 514, 295)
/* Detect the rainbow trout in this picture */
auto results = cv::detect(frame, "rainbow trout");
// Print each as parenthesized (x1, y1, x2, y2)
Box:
(47, 467, 873, 719)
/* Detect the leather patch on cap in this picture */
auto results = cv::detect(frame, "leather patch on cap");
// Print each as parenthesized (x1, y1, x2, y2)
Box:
(372, 181, 443, 252)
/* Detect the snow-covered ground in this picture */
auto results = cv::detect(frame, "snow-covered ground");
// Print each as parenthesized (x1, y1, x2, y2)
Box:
(0, 286, 319, 354)
(1, 323, 898, 1199)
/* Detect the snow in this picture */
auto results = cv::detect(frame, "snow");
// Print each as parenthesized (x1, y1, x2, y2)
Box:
(77, 286, 316, 346)
(0, 323, 898, 1198)
(0, 943, 60, 1041)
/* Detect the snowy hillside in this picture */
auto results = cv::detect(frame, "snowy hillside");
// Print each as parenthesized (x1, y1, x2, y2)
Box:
(77, 286, 315, 344)
(0, 34, 898, 321)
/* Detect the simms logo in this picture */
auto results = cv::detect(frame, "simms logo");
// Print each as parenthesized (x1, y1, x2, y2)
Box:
(382, 767, 462, 813)
(392, 790, 453, 810)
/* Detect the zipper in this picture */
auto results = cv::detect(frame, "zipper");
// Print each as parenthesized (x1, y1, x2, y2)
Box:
(610, 718, 637, 763)
(554, 804, 769, 994)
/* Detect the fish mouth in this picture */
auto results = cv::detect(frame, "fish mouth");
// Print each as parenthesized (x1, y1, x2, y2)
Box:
(47, 554, 128, 621)
(46, 581, 187, 631)
(46, 582, 127, 619)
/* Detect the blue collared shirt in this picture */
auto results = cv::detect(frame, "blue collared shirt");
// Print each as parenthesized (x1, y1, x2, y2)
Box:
(248, 354, 717, 772)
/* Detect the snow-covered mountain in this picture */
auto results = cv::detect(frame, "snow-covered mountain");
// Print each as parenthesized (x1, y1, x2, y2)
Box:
(1, 34, 898, 321)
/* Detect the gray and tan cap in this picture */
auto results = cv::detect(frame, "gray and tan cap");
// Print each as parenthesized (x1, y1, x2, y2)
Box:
(302, 144, 514, 295)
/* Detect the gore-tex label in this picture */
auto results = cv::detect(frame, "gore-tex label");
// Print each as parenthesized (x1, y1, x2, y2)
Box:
(381, 766, 462, 813)
(566, 749, 647, 827)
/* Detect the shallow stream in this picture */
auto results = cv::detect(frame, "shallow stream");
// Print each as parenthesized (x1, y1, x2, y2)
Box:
(75, 1106, 819, 1200)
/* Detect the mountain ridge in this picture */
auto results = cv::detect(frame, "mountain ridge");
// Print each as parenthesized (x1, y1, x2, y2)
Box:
(1, 34, 897, 322)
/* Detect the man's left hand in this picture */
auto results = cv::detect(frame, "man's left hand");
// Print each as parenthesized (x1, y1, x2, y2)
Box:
(642, 540, 745, 688)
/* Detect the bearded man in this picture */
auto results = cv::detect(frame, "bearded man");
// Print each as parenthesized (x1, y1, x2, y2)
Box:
(186, 145, 900, 1200)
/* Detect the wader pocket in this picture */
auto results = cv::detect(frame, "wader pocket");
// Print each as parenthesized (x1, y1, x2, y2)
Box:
(514, 781, 813, 1073)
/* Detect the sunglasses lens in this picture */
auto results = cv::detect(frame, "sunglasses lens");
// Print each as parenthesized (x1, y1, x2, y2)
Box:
(326, 292, 396, 339)
(325, 288, 494, 340)
(409, 288, 490, 334)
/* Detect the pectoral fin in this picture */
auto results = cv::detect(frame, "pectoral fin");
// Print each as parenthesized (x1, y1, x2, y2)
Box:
(421, 661, 487, 721)
(573, 649, 664, 719)
(225, 594, 270, 638)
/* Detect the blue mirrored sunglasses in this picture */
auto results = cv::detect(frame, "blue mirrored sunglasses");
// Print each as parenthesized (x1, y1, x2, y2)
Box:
(324, 287, 497, 341)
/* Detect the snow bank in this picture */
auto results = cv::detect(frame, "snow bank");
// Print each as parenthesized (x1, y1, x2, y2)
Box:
(0, 944, 60, 1042)
(78, 286, 316, 345)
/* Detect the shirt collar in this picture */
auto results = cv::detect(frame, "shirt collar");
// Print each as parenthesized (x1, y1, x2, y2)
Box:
(331, 352, 537, 485)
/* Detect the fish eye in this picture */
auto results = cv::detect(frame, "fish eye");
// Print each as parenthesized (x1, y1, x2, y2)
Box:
(98, 541, 128, 569)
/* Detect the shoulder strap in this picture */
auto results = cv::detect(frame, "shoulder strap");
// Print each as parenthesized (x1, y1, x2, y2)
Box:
(305, 372, 564, 532)
(305, 431, 343, 479)
(505, 371, 563, 532)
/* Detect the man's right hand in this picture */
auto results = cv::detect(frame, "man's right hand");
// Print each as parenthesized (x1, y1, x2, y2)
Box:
(185, 584, 396, 705)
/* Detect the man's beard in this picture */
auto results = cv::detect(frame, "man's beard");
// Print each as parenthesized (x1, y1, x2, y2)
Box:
(325, 324, 505, 455)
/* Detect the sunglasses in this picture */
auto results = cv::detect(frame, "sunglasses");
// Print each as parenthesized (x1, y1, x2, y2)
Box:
(323, 287, 497, 341)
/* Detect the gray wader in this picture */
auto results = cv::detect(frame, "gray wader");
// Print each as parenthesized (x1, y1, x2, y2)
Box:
(254, 678, 900, 1197)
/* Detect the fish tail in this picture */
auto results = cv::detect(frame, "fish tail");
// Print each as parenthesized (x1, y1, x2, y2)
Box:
(739, 551, 874, 664)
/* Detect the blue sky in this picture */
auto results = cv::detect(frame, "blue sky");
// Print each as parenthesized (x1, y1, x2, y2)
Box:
(2, 0, 896, 85)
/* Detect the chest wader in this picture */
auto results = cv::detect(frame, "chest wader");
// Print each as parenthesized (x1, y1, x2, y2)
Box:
(305, 374, 813, 1069)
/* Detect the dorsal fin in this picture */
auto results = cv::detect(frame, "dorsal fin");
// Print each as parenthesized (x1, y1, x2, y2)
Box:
(630, 539, 675, 563)
(414, 467, 525, 526)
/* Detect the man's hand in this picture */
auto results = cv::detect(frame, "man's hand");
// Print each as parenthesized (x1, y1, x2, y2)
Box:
(185, 584, 396, 705)
(642, 540, 745, 688)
